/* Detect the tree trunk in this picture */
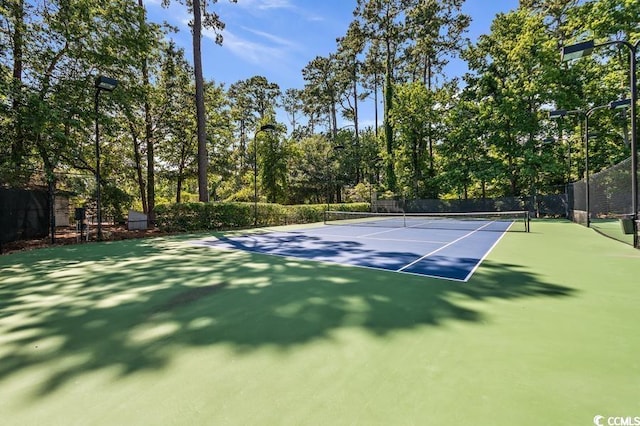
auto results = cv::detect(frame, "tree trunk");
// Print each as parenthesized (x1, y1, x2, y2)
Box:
(10, 0, 25, 169)
(330, 89, 338, 137)
(240, 119, 246, 170)
(374, 70, 379, 137)
(139, 0, 155, 225)
(176, 137, 189, 203)
(384, 69, 396, 191)
(353, 62, 361, 183)
(129, 122, 148, 214)
(176, 170, 183, 204)
(193, 0, 209, 202)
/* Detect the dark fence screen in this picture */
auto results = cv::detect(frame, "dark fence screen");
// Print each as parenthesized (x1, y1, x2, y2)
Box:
(0, 188, 49, 245)
(374, 194, 567, 218)
(566, 156, 639, 246)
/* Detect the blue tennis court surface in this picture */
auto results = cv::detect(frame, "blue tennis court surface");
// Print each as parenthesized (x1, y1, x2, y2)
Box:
(192, 218, 517, 282)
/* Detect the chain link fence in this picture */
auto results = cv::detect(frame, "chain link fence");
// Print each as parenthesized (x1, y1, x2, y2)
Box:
(567, 156, 638, 246)
(0, 188, 50, 248)
(373, 194, 568, 218)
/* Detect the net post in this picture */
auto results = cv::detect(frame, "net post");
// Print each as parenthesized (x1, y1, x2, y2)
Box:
(324, 210, 327, 225)
(525, 210, 530, 232)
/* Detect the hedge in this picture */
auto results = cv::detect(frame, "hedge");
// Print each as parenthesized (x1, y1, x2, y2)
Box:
(154, 202, 370, 232)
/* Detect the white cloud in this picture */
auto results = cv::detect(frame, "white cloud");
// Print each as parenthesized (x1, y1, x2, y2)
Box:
(230, 0, 323, 21)
(240, 27, 299, 50)
(234, 0, 294, 10)
(211, 28, 290, 65)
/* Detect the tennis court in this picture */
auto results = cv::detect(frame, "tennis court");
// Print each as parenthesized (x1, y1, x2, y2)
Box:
(192, 211, 530, 281)
(2, 219, 640, 425)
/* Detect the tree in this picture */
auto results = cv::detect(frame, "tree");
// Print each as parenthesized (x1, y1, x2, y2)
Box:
(463, 9, 557, 196)
(360, 39, 385, 136)
(0, 0, 160, 241)
(154, 42, 198, 203)
(403, 0, 469, 197)
(228, 79, 255, 174)
(228, 75, 281, 193)
(403, 0, 470, 88)
(281, 88, 304, 138)
(258, 123, 286, 203)
(138, 0, 158, 222)
(286, 134, 330, 204)
(302, 55, 341, 134)
(389, 81, 432, 197)
(243, 76, 281, 121)
(205, 81, 234, 201)
(6, 0, 27, 181)
(336, 20, 367, 183)
(439, 97, 492, 199)
(355, 0, 411, 192)
(162, 0, 237, 202)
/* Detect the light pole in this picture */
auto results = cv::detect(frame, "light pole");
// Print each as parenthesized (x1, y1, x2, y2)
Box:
(253, 123, 276, 227)
(550, 100, 631, 226)
(549, 108, 582, 186)
(583, 106, 607, 227)
(561, 39, 639, 246)
(94, 75, 118, 241)
(585, 100, 632, 227)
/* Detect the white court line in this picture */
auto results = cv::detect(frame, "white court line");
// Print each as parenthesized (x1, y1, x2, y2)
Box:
(359, 227, 410, 238)
(355, 235, 447, 244)
(397, 221, 495, 272)
(293, 230, 448, 245)
(190, 238, 470, 282)
(194, 220, 509, 281)
(460, 223, 513, 282)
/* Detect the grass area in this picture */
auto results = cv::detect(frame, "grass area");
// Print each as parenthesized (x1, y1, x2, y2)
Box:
(1, 220, 639, 425)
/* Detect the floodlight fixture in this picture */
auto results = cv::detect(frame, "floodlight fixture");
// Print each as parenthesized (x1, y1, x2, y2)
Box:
(95, 75, 118, 92)
(561, 40, 595, 62)
(259, 123, 276, 132)
(609, 99, 631, 110)
(549, 109, 583, 119)
(549, 109, 568, 119)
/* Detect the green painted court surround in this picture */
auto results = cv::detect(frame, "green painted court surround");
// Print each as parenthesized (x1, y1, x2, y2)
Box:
(1, 221, 639, 425)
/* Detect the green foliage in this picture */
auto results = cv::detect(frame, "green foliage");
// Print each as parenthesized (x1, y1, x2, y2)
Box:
(258, 125, 288, 203)
(101, 184, 134, 224)
(346, 182, 372, 203)
(285, 134, 331, 204)
(2, 0, 637, 222)
(389, 81, 434, 198)
(154, 202, 369, 231)
(155, 202, 253, 231)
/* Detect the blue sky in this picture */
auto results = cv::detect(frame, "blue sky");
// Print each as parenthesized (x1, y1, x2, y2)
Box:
(146, 0, 520, 126)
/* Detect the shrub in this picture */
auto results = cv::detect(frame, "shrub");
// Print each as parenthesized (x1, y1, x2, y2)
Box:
(154, 202, 370, 232)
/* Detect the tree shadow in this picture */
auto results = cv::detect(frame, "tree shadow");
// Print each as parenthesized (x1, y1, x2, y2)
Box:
(0, 235, 575, 399)
(205, 232, 502, 276)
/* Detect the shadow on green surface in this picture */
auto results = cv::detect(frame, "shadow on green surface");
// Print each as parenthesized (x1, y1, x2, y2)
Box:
(0, 235, 574, 399)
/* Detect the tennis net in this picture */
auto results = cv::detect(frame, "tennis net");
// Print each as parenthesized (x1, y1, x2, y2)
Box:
(324, 210, 530, 232)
